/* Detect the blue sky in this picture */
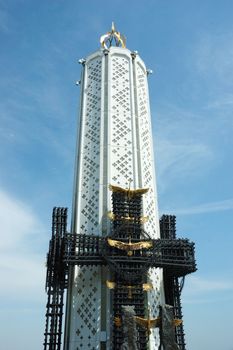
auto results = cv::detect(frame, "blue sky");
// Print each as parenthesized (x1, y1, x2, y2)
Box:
(0, 1, 233, 349)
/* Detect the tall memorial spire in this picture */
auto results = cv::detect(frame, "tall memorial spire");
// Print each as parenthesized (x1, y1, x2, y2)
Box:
(43, 25, 196, 350)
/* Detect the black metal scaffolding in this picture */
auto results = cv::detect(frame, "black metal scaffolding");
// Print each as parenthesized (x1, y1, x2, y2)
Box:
(44, 189, 196, 349)
(160, 215, 188, 350)
(44, 208, 68, 350)
(110, 189, 148, 349)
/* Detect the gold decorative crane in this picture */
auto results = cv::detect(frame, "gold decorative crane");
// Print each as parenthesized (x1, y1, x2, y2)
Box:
(106, 280, 153, 299)
(114, 309, 182, 335)
(134, 315, 160, 334)
(135, 309, 182, 335)
(107, 211, 149, 223)
(107, 237, 153, 256)
(109, 184, 149, 195)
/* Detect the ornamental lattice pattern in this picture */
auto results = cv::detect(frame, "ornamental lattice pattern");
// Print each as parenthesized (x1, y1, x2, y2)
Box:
(73, 56, 102, 349)
(75, 266, 101, 350)
(136, 61, 158, 240)
(80, 57, 102, 235)
(110, 54, 134, 187)
(136, 61, 161, 347)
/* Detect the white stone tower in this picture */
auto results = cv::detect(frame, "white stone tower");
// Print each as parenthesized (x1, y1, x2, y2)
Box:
(64, 24, 164, 350)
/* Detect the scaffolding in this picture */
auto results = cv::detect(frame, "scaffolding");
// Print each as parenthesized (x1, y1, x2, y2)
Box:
(160, 215, 188, 350)
(44, 208, 68, 350)
(44, 192, 196, 349)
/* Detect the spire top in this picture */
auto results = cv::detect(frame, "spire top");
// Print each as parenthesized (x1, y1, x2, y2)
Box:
(100, 23, 126, 49)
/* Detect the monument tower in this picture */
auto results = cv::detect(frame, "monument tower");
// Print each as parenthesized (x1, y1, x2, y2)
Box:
(43, 24, 196, 350)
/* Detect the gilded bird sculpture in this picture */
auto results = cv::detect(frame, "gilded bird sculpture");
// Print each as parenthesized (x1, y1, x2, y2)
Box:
(107, 238, 153, 256)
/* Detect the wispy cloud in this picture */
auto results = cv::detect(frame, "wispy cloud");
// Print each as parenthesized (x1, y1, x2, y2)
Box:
(156, 138, 212, 181)
(183, 275, 233, 304)
(0, 190, 44, 249)
(0, 71, 75, 165)
(185, 275, 233, 294)
(162, 198, 233, 215)
(0, 8, 10, 33)
(205, 93, 233, 110)
(195, 32, 233, 83)
(0, 189, 46, 301)
(191, 30, 233, 115)
(153, 105, 215, 192)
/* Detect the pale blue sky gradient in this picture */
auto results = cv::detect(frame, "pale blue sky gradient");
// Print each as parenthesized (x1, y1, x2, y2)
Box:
(0, 1, 233, 349)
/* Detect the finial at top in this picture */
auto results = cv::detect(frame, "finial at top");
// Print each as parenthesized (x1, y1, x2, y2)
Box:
(100, 22, 126, 49)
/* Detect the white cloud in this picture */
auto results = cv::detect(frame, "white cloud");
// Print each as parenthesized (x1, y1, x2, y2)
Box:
(191, 31, 233, 115)
(195, 32, 233, 83)
(0, 8, 10, 33)
(0, 72, 75, 166)
(0, 190, 46, 301)
(183, 275, 233, 304)
(184, 275, 233, 294)
(205, 94, 233, 110)
(0, 190, 43, 249)
(162, 198, 233, 215)
(0, 253, 45, 301)
(154, 105, 215, 192)
(156, 138, 212, 181)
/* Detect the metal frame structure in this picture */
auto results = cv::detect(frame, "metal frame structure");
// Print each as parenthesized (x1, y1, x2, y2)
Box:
(160, 215, 187, 350)
(44, 208, 68, 350)
(44, 191, 196, 349)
